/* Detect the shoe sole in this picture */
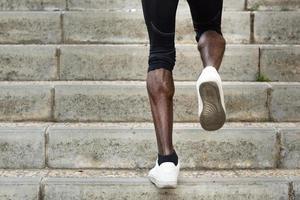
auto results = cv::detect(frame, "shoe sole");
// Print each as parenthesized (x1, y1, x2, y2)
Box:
(148, 175, 177, 189)
(199, 81, 226, 131)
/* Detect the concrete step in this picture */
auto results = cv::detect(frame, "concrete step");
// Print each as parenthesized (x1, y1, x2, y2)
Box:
(0, 11, 62, 44)
(53, 81, 299, 122)
(0, 169, 300, 199)
(1, 0, 299, 11)
(58, 44, 298, 82)
(74, 0, 300, 11)
(253, 11, 300, 44)
(68, 0, 245, 11)
(1, 44, 299, 82)
(0, 11, 299, 44)
(61, 10, 300, 44)
(0, 10, 249, 44)
(247, 0, 300, 11)
(0, 0, 65, 11)
(0, 122, 300, 169)
(0, 81, 298, 122)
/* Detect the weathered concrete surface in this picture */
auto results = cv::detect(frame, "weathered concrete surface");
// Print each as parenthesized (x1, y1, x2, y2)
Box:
(54, 82, 269, 122)
(63, 11, 250, 44)
(0, 0, 64, 10)
(280, 128, 300, 168)
(0, 177, 41, 200)
(216, 45, 259, 81)
(44, 177, 289, 200)
(63, 11, 148, 44)
(47, 127, 277, 169)
(260, 45, 300, 82)
(254, 12, 300, 44)
(293, 180, 300, 200)
(2, 122, 299, 171)
(222, 11, 250, 44)
(54, 82, 151, 122)
(0, 12, 61, 44)
(0, 45, 58, 81)
(60, 44, 258, 81)
(0, 126, 46, 168)
(248, 0, 300, 10)
(0, 83, 52, 121)
(270, 83, 300, 122)
(2, 168, 300, 178)
(67, 0, 245, 11)
(0, 174, 294, 200)
(59, 45, 148, 81)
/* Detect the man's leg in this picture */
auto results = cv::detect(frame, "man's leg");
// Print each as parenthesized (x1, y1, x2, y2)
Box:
(186, 0, 225, 71)
(142, 0, 180, 189)
(187, 0, 227, 131)
(141, 0, 178, 157)
(197, 30, 226, 71)
(147, 68, 174, 156)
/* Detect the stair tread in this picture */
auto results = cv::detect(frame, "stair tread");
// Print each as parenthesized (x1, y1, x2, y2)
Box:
(0, 80, 298, 84)
(1, 169, 299, 199)
(0, 122, 299, 128)
(1, 169, 300, 180)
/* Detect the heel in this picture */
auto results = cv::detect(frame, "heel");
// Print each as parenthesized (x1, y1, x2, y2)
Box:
(199, 81, 226, 131)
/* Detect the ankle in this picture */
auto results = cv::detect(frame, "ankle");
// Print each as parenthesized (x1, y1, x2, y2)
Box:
(158, 149, 178, 166)
(204, 65, 218, 71)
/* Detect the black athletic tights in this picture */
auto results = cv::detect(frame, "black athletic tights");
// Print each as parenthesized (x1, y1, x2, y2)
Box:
(141, 0, 223, 72)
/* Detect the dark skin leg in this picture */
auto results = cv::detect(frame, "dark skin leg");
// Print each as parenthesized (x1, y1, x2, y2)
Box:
(197, 30, 226, 71)
(146, 30, 226, 156)
(147, 68, 175, 155)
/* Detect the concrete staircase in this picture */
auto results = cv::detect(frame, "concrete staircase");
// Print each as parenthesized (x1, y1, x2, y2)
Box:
(0, 0, 300, 199)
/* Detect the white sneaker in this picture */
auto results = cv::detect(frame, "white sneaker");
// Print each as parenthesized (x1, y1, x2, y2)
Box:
(148, 158, 180, 188)
(196, 66, 226, 131)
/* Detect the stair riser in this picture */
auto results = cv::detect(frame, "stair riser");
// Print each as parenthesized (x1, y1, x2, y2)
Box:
(1, 0, 299, 11)
(54, 83, 271, 122)
(60, 11, 300, 44)
(63, 11, 250, 44)
(0, 12, 61, 44)
(68, 0, 245, 11)
(254, 12, 300, 44)
(0, 127, 45, 168)
(0, 178, 40, 200)
(0, 177, 296, 200)
(0, 45, 58, 81)
(270, 84, 300, 122)
(259, 46, 300, 82)
(247, 0, 300, 10)
(1, 126, 300, 169)
(59, 45, 259, 81)
(0, 82, 298, 122)
(44, 179, 289, 200)
(47, 128, 278, 169)
(0, 11, 299, 44)
(0, 0, 64, 11)
(0, 84, 52, 121)
(59, 45, 300, 82)
(0, 45, 299, 82)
